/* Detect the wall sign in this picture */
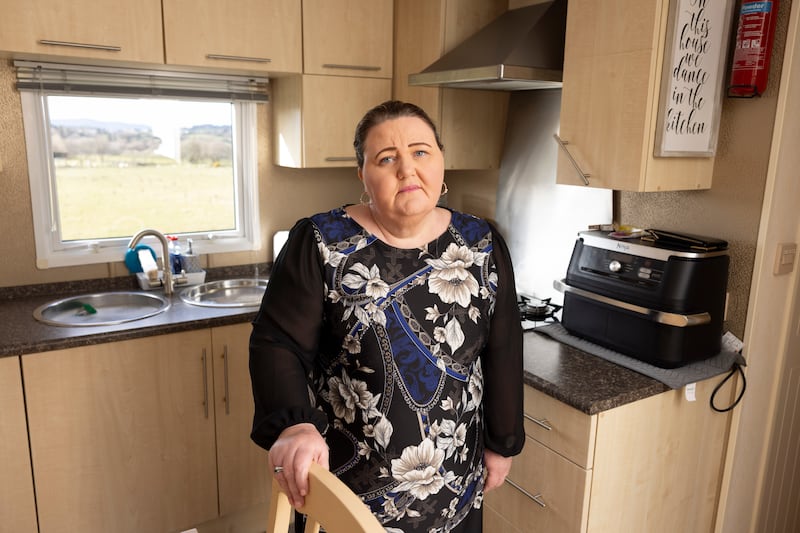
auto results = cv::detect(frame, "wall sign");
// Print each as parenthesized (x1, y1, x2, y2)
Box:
(655, 0, 735, 157)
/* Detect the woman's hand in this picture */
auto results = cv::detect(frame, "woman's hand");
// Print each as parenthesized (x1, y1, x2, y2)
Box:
(483, 449, 512, 493)
(268, 423, 329, 508)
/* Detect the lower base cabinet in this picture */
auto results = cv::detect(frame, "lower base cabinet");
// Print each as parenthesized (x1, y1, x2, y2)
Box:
(485, 378, 733, 532)
(0, 356, 38, 533)
(212, 323, 271, 516)
(22, 323, 268, 533)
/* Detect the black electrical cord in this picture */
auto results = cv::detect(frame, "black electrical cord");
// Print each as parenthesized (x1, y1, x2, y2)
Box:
(710, 363, 747, 413)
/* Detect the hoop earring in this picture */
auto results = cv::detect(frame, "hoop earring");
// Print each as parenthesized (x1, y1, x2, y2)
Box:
(360, 191, 371, 205)
(440, 182, 449, 196)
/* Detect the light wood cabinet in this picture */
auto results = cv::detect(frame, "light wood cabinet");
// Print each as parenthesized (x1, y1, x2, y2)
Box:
(273, 0, 394, 168)
(393, 0, 509, 170)
(556, 0, 715, 191)
(273, 75, 392, 168)
(211, 323, 270, 516)
(0, 0, 163, 63)
(485, 379, 733, 532)
(23, 331, 218, 533)
(22, 325, 267, 533)
(162, 0, 302, 74)
(302, 0, 393, 79)
(0, 357, 38, 533)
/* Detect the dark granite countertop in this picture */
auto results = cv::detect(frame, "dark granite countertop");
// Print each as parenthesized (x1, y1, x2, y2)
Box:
(0, 272, 669, 415)
(0, 290, 258, 357)
(521, 328, 669, 415)
(0, 265, 266, 357)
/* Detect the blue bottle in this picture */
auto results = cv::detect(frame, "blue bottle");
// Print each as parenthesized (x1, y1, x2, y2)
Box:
(167, 236, 183, 274)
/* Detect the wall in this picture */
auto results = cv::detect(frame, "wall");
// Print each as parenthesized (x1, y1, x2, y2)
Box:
(617, 0, 793, 339)
(443, 169, 500, 222)
(0, 60, 363, 288)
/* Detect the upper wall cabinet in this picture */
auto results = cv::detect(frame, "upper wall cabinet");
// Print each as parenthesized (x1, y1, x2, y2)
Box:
(0, 0, 163, 63)
(393, 0, 509, 170)
(273, 0, 394, 168)
(556, 0, 715, 191)
(162, 0, 302, 74)
(303, 0, 393, 78)
(273, 75, 391, 167)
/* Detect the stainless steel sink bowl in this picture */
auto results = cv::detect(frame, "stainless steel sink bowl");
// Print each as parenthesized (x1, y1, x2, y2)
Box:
(180, 278, 267, 308)
(33, 291, 170, 327)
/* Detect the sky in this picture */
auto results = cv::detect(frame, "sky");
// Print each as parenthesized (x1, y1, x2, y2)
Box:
(48, 96, 233, 159)
(48, 96, 232, 127)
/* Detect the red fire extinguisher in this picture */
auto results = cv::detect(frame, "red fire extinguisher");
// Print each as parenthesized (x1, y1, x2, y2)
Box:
(728, 0, 780, 97)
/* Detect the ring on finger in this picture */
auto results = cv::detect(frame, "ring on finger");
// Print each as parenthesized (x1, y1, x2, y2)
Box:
(274, 466, 284, 474)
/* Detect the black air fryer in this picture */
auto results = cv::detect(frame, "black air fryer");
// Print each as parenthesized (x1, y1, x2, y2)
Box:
(556, 230, 729, 368)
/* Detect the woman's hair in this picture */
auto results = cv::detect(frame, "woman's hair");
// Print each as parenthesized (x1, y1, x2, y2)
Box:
(353, 100, 444, 168)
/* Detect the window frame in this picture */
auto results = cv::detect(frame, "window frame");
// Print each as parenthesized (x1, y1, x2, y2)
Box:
(20, 89, 261, 269)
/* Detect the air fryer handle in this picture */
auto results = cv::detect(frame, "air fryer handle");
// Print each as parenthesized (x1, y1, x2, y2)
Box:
(553, 279, 711, 327)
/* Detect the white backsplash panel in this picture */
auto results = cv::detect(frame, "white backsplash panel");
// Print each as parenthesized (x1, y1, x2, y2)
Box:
(495, 89, 612, 303)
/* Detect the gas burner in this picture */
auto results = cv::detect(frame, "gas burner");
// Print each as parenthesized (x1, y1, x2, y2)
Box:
(517, 294, 562, 323)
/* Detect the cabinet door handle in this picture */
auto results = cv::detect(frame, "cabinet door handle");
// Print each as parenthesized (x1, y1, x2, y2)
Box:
(321, 63, 381, 72)
(324, 156, 358, 162)
(554, 279, 712, 327)
(553, 133, 591, 185)
(201, 348, 209, 418)
(524, 413, 552, 431)
(38, 39, 121, 52)
(222, 345, 230, 415)
(506, 478, 547, 508)
(206, 54, 272, 64)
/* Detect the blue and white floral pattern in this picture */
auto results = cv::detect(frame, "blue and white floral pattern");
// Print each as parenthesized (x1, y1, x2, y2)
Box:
(308, 207, 499, 532)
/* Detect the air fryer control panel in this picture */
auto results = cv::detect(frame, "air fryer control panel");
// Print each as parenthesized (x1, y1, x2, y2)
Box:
(575, 245, 667, 287)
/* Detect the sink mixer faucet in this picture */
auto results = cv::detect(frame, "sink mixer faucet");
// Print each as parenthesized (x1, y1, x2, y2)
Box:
(127, 229, 175, 295)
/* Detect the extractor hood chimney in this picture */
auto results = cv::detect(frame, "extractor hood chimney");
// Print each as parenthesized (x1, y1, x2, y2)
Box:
(408, 0, 567, 91)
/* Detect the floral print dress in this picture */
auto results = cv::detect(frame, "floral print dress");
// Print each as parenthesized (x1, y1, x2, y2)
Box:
(250, 207, 524, 532)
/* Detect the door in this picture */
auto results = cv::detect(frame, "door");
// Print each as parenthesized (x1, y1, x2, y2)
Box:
(212, 323, 271, 516)
(720, 2, 800, 530)
(0, 356, 38, 533)
(752, 3, 800, 529)
(0, 0, 163, 63)
(23, 331, 218, 533)
(163, 0, 302, 73)
(303, 0, 393, 78)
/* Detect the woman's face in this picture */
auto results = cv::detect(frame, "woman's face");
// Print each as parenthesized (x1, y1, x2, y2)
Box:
(358, 116, 445, 221)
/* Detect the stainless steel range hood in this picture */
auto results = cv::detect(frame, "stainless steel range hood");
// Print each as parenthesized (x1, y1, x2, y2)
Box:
(408, 0, 567, 91)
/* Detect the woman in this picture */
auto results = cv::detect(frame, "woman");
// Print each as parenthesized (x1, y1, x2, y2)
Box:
(250, 100, 524, 532)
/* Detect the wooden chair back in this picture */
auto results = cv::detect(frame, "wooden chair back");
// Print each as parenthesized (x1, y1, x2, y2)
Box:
(266, 462, 384, 533)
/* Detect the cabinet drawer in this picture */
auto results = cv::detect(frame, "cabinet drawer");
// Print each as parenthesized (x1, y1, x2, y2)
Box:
(524, 385, 596, 468)
(485, 435, 591, 533)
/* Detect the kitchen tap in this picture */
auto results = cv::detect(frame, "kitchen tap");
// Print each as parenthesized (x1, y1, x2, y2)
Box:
(127, 229, 175, 295)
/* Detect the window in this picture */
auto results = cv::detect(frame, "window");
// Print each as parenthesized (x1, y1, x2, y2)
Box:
(17, 61, 266, 268)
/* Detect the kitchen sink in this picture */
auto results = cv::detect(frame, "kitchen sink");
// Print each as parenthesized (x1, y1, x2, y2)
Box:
(33, 291, 170, 327)
(180, 278, 267, 308)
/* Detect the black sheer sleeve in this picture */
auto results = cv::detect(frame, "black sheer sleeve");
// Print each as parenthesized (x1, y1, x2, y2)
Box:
(249, 218, 329, 450)
(482, 222, 525, 457)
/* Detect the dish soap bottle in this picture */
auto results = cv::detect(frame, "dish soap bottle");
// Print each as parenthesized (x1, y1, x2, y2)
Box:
(167, 236, 183, 274)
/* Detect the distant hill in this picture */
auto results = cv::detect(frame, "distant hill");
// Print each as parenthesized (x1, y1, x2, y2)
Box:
(51, 118, 151, 132)
(50, 120, 232, 162)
